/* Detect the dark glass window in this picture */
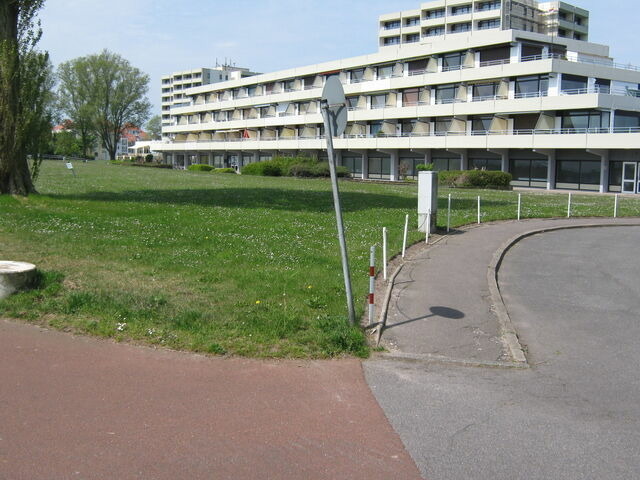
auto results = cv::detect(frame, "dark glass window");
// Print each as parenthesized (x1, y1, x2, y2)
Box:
(442, 52, 464, 70)
(473, 83, 497, 99)
(472, 116, 493, 132)
(346, 96, 359, 109)
(451, 5, 471, 15)
(369, 121, 384, 136)
(402, 88, 419, 106)
(435, 117, 452, 134)
(561, 74, 588, 93)
(435, 84, 457, 103)
(368, 156, 391, 179)
(471, 158, 502, 170)
(342, 156, 362, 175)
(561, 111, 610, 131)
(557, 160, 601, 188)
(377, 65, 393, 79)
(614, 111, 640, 128)
(407, 58, 428, 74)
(350, 68, 365, 83)
(370, 94, 387, 109)
(515, 75, 549, 97)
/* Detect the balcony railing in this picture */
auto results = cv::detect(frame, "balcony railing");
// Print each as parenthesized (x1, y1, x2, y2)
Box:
(169, 126, 640, 143)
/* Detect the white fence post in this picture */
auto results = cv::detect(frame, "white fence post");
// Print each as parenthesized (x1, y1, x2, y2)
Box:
(477, 196, 481, 224)
(382, 227, 388, 281)
(614, 194, 619, 218)
(567, 193, 572, 218)
(402, 214, 409, 258)
(517, 193, 521, 221)
(426, 210, 431, 244)
(447, 194, 451, 233)
(368, 246, 375, 325)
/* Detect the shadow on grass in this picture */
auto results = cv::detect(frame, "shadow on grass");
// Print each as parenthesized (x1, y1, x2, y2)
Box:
(49, 187, 514, 213)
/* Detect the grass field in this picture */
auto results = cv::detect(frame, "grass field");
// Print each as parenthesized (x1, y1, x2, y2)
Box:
(1, 160, 639, 358)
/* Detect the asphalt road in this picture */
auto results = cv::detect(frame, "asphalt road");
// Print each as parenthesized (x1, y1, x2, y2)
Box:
(365, 225, 640, 479)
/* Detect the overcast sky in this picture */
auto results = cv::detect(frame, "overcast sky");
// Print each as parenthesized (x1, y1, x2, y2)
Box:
(39, 0, 639, 116)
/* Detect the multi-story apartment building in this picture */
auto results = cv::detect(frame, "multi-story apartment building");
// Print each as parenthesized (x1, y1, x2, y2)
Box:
(157, 0, 640, 194)
(379, 0, 589, 47)
(161, 66, 258, 131)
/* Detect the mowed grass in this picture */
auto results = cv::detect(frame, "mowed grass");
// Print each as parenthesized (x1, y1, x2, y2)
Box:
(1, 161, 639, 358)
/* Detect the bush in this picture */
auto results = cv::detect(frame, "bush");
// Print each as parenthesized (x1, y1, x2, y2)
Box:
(213, 168, 236, 174)
(438, 170, 512, 189)
(145, 154, 154, 163)
(188, 164, 214, 172)
(241, 156, 349, 179)
(241, 162, 269, 176)
(416, 163, 434, 171)
(289, 162, 349, 178)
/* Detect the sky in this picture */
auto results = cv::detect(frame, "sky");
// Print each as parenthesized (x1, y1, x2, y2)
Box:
(38, 0, 640, 117)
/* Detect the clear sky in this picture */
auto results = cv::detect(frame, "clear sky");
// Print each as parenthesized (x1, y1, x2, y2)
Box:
(38, 0, 639, 116)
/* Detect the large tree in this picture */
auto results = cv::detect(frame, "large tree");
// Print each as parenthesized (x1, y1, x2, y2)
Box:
(57, 58, 96, 158)
(145, 114, 161, 140)
(0, 0, 50, 195)
(58, 50, 151, 161)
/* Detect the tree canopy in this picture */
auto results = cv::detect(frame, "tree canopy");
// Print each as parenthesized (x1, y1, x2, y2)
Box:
(0, 0, 52, 195)
(57, 50, 151, 161)
(145, 115, 162, 140)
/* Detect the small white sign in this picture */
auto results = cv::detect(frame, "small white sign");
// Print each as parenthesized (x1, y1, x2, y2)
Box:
(65, 162, 73, 170)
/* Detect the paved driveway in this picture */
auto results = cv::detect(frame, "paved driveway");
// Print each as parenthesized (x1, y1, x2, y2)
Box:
(366, 224, 640, 479)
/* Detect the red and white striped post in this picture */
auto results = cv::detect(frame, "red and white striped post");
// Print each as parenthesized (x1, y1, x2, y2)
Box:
(368, 245, 376, 325)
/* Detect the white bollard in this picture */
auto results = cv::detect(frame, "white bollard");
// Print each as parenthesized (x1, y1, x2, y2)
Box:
(567, 193, 572, 218)
(614, 194, 619, 218)
(517, 193, 521, 221)
(382, 227, 388, 281)
(477, 196, 481, 224)
(447, 194, 451, 233)
(402, 214, 409, 258)
(368, 246, 375, 325)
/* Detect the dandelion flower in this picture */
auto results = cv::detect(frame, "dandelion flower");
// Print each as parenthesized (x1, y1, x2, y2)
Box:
(255, 300, 261, 304)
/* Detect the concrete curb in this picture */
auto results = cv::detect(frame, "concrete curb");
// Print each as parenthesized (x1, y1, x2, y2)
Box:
(488, 221, 640, 365)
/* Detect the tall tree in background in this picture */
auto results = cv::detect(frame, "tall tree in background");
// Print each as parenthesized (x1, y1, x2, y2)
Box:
(89, 50, 150, 160)
(0, 0, 51, 195)
(145, 115, 162, 140)
(57, 58, 95, 158)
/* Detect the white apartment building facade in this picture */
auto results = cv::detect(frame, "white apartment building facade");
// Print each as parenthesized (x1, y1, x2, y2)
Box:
(157, 0, 640, 193)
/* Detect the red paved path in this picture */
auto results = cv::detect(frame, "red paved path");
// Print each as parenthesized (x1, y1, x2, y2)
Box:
(0, 320, 421, 479)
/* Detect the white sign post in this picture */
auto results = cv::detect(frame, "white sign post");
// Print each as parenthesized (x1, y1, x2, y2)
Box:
(65, 161, 76, 177)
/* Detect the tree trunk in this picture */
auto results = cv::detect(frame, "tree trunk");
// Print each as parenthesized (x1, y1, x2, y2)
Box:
(0, 1, 36, 195)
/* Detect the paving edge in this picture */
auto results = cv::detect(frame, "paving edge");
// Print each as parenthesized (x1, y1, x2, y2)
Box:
(488, 221, 640, 365)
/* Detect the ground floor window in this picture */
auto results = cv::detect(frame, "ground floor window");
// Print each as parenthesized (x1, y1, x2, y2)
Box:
(213, 155, 225, 168)
(433, 157, 460, 171)
(470, 158, 502, 171)
(399, 157, 423, 180)
(199, 154, 209, 165)
(259, 154, 272, 162)
(342, 156, 362, 177)
(609, 161, 623, 192)
(368, 156, 391, 180)
(556, 160, 601, 191)
(510, 159, 548, 188)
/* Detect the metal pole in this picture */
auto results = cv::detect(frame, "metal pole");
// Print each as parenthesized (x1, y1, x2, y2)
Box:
(614, 194, 619, 218)
(368, 246, 375, 326)
(382, 227, 388, 281)
(477, 196, 481, 224)
(426, 211, 431, 244)
(517, 193, 521, 221)
(567, 192, 572, 218)
(402, 214, 409, 258)
(321, 103, 355, 326)
(447, 194, 451, 233)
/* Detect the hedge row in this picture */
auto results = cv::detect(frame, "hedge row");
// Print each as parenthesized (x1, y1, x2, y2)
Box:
(438, 170, 512, 189)
(241, 156, 348, 178)
(109, 160, 172, 169)
(187, 164, 236, 173)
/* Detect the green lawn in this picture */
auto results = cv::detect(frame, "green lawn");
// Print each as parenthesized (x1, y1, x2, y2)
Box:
(1, 161, 638, 358)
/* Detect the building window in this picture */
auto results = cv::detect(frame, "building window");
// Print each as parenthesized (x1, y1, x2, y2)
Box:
(557, 160, 601, 190)
(384, 20, 401, 30)
(477, 19, 500, 30)
(435, 84, 457, 104)
(404, 33, 420, 43)
(510, 158, 548, 188)
(561, 111, 610, 132)
(405, 17, 420, 26)
(476, 1, 501, 11)
(472, 116, 493, 132)
(561, 74, 588, 93)
(442, 52, 465, 71)
(342, 156, 362, 176)
(383, 36, 400, 45)
(472, 82, 498, 101)
(399, 157, 423, 179)
(424, 26, 445, 37)
(451, 5, 471, 15)
(368, 156, 391, 179)
(376, 64, 393, 79)
(471, 158, 502, 170)
(614, 111, 640, 129)
(369, 121, 384, 136)
(402, 88, 420, 106)
(350, 68, 365, 83)
(424, 8, 445, 19)
(435, 117, 453, 134)
(370, 94, 387, 109)
(450, 22, 471, 33)
(346, 96, 359, 109)
(514, 75, 549, 98)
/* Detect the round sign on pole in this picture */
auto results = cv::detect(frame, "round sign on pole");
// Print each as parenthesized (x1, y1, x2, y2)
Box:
(321, 75, 347, 137)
